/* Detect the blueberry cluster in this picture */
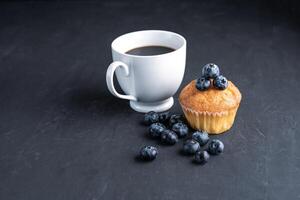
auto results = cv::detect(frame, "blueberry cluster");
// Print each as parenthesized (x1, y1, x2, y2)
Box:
(145, 111, 186, 145)
(139, 111, 224, 165)
(183, 131, 224, 165)
(196, 63, 228, 91)
(139, 111, 185, 161)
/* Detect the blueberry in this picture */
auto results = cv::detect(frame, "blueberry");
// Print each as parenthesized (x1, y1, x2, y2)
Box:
(149, 123, 166, 138)
(144, 111, 159, 125)
(192, 131, 209, 146)
(159, 112, 170, 124)
(172, 122, 189, 138)
(169, 114, 184, 127)
(139, 146, 158, 161)
(202, 63, 220, 79)
(194, 151, 210, 164)
(196, 77, 211, 91)
(213, 75, 228, 90)
(208, 139, 224, 155)
(182, 139, 200, 155)
(161, 130, 178, 145)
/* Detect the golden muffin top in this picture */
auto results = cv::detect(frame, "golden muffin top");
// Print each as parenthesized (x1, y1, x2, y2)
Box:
(179, 80, 242, 113)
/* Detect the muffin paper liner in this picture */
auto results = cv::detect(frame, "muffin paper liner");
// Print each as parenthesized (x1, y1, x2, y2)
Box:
(180, 104, 239, 134)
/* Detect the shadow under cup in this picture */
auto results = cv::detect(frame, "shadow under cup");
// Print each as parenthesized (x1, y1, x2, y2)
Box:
(109, 30, 186, 112)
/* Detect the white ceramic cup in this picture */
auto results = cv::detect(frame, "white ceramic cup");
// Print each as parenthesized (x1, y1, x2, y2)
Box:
(106, 30, 186, 113)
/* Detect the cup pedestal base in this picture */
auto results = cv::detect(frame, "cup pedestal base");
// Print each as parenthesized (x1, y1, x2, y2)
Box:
(129, 97, 174, 113)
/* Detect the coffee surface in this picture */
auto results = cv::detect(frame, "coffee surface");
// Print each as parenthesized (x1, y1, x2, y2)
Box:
(126, 46, 175, 56)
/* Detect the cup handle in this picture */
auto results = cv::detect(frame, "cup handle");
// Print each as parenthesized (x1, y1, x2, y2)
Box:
(106, 61, 137, 101)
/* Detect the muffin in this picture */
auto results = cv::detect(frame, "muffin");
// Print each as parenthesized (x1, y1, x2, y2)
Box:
(179, 79, 241, 134)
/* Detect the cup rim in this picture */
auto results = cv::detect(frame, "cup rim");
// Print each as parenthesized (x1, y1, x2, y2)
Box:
(111, 30, 186, 58)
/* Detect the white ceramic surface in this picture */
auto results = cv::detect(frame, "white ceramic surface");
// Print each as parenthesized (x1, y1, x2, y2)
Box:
(106, 30, 186, 113)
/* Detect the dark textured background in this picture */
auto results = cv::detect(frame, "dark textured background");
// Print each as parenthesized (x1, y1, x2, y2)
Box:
(0, 1, 300, 200)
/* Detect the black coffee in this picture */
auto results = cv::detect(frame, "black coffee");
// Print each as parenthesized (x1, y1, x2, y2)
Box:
(125, 46, 175, 56)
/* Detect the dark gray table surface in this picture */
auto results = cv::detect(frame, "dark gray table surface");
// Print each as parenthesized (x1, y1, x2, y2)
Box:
(1, 1, 300, 200)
